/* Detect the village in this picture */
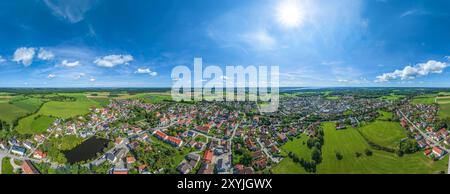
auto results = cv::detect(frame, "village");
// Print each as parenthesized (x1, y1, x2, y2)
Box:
(1, 93, 449, 174)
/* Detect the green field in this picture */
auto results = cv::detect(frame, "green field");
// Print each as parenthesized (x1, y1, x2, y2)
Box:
(379, 94, 405, 101)
(438, 103, 450, 119)
(11, 98, 43, 112)
(123, 93, 172, 103)
(272, 135, 312, 174)
(39, 97, 99, 119)
(358, 121, 406, 149)
(90, 98, 111, 107)
(15, 94, 101, 135)
(1, 157, 14, 174)
(273, 122, 447, 174)
(377, 111, 393, 120)
(0, 103, 30, 124)
(412, 95, 436, 105)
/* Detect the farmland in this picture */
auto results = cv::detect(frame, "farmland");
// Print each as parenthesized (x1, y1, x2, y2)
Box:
(412, 95, 436, 105)
(15, 94, 102, 135)
(272, 135, 312, 174)
(358, 121, 406, 149)
(273, 121, 447, 174)
(317, 122, 447, 174)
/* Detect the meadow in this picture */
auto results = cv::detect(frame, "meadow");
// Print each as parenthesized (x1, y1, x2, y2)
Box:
(1, 157, 14, 174)
(378, 94, 405, 101)
(358, 120, 406, 149)
(412, 95, 436, 105)
(15, 94, 102, 135)
(272, 135, 312, 174)
(317, 122, 447, 174)
(0, 97, 44, 125)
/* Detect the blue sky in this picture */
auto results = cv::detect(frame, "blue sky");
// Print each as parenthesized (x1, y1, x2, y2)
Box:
(0, 0, 450, 87)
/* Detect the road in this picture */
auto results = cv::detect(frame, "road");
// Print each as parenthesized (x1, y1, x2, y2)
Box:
(399, 110, 450, 174)
(399, 111, 450, 153)
(0, 150, 42, 164)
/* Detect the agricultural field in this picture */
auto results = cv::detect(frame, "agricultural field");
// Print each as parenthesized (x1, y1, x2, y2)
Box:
(412, 95, 436, 105)
(438, 103, 450, 119)
(15, 94, 101, 135)
(118, 92, 173, 103)
(0, 97, 43, 124)
(272, 135, 312, 174)
(273, 121, 447, 174)
(377, 111, 393, 121)
(358, 121, 407, 149)
(379, 94, 405, 101)
(316, 122, 447, 174)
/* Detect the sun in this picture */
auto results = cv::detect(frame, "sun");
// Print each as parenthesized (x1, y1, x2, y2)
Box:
(276, 0, 304, 28)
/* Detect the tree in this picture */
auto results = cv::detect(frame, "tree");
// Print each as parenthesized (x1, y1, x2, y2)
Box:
(240, 152, 252, 166)
(311, 147, 322, 163)
(335, 151, 343, 160)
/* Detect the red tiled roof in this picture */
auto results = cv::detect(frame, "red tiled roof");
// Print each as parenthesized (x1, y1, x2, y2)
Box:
(167, 136, 182, 146)
(21, 160, 39, 174)
(155, 130, 168, 140)
(203, 149, 213, 162)
(113, 169, 129, 174)
(433, 147, 443, 155)
(127, 156, 136, 164)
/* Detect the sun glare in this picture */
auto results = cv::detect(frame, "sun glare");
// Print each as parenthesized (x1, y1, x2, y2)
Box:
(276, 0, 304, 28)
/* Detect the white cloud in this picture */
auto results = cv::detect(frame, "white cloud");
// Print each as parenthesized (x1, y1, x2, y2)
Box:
(38, 48, 55, 60)
(376, 60, 449, 82)
(57, 60, 81, 68)
(322, 61, 345, 66)
(90, 78, 96, 82)
(337, 78, 368, 84)
(400, 9, 428, 18)
(43, 0, 97, 23)
(135, 68, 158, 77)
(13, 47, 35, 66)
(94, 54, 134, 68)
(75, 73, 86, 80)
(47, 74, 56, 79)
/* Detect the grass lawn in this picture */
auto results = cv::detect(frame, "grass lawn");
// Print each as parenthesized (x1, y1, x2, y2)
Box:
(272, 157, 309, 174)
(11, 98, 43, 112)
(39, 99, 99, 119)
(15, 94, 100, 135)
(377, 111, 393, 121)
(122, 93, 172, 103)
(16, 115, 56, 135)
(379, 94, 405, 101)
(89, 97, 110, 107)
(0, 102, 30, 124)
(1, 157, 14, 174)
(316, 122, 447, 174)
(358, 121, 406, 149)
(438, 103, 450, 119)
(272, 135, 312, 174)
(325, 96, 339, 100)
